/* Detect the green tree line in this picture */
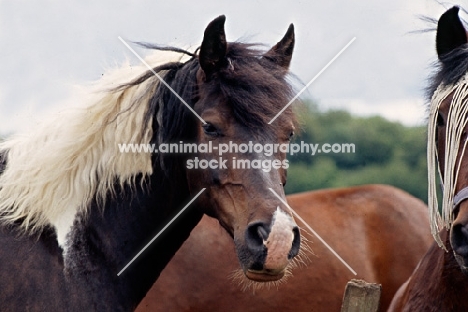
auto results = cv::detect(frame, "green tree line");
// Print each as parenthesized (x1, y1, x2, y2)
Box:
(285, 101, 429, 203)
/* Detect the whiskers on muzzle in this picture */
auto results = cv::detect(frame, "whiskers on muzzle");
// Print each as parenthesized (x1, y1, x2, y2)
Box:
(229, 225, 313, 292)
(229, 266, 292, 292)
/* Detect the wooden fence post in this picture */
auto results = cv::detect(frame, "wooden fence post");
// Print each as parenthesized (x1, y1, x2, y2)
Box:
(341, 279, 382, 312)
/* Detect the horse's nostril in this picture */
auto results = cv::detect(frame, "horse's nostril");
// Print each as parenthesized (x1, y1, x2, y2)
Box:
(452, 224, 468, 257)
(289, 226, 301, 259)
(246, 222, 269, 251)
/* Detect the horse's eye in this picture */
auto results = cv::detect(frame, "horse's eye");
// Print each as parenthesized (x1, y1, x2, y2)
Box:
(202, 123, 219, 137)
(437, 113, 445, 127)
(288, 131, 295, 141)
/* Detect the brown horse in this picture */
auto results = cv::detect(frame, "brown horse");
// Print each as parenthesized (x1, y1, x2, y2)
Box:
(388, 6, 468, 311)
(0, 16, 302, 310)
(137, 184, 432, 312)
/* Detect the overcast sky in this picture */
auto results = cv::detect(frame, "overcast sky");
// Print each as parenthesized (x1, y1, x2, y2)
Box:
(0, 1, 463, 134)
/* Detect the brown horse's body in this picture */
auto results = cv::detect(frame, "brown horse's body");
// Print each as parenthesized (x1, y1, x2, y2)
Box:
(137, 184, 432, 312)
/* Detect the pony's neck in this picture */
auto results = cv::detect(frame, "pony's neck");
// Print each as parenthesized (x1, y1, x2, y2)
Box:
(64, 170, 203, 309)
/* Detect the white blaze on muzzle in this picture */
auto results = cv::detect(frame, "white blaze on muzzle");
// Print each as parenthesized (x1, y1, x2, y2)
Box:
(263, 207, 295, 270)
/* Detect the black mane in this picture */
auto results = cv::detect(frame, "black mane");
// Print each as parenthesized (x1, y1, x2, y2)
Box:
(121, 42, 295, 129)
(427, 45, 468, 100)
(202, 42, 295, 132)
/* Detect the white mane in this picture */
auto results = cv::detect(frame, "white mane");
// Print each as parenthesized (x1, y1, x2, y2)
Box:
(428, 72, 468, 248)
(0, 49, 189, 236)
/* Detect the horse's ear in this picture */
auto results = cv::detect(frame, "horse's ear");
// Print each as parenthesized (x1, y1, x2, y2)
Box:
(199, 15, 227, 80)
(263, 24, 295, 69)
(436, 6, 467, 58)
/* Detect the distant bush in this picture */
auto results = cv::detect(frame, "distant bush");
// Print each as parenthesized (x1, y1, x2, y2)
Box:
(285, 101, 429, 203)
